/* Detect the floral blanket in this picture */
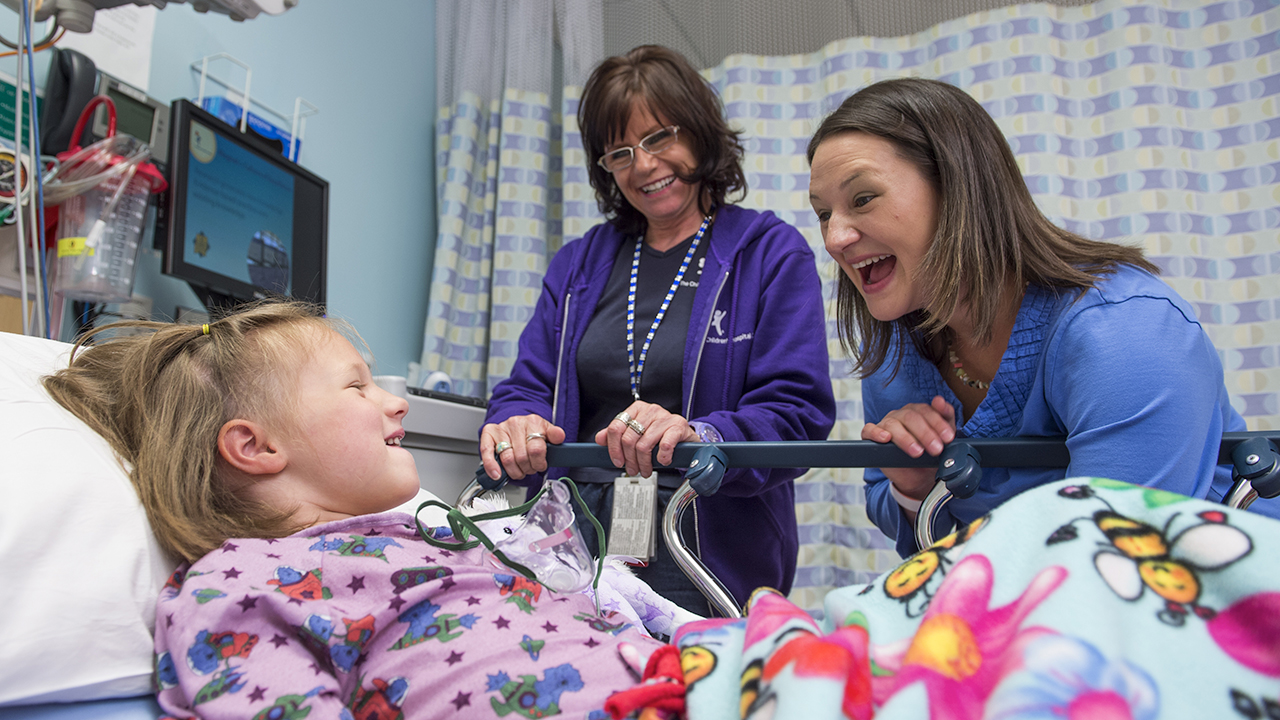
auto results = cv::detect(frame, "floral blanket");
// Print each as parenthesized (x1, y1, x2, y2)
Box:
(640, 478, 1280, 720)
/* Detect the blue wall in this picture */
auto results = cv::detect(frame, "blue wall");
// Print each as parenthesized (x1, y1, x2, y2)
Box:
(81, 0, 435, 376)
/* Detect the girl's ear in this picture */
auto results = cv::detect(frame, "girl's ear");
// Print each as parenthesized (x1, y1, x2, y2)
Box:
(218, 419, 288, 476)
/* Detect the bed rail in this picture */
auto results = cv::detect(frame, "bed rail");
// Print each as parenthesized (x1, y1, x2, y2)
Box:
(459, 431, 1280, 619)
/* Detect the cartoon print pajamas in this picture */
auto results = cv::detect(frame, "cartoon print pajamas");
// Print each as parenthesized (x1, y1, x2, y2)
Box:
(154, 511, 661, 719)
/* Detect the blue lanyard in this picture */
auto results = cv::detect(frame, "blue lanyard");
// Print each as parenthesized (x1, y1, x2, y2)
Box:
(626, 214, 712, 401)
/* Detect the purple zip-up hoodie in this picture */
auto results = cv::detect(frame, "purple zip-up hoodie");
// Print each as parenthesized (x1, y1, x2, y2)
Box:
(484, 205, 836, 604)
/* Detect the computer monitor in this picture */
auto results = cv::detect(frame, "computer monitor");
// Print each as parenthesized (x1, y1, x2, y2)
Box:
(160, 98, 328, 312)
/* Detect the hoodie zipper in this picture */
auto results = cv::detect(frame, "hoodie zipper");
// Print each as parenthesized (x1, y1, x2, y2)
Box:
(552, 291, 572, 423)
(685, 269, 730, 418)
(683, 267, 729, 563)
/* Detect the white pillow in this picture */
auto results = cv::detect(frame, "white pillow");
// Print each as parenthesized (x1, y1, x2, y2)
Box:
(0, 331, 448, 705)
(0, 331, 174, 705)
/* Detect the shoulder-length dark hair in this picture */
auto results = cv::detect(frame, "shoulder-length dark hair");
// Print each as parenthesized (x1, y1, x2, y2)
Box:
(579, 45, 747, 237)
(806, 77, 1157, 378)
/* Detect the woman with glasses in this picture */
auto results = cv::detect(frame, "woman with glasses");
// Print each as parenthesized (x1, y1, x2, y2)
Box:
(479, 45, 835, 614)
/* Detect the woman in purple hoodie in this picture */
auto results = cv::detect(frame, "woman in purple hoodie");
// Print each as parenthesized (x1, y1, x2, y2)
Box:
(480, 45, 835, 614)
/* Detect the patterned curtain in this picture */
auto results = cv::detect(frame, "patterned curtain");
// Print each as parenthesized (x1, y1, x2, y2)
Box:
(425, 0, 1280, 615)
(425, 0, 605, 398)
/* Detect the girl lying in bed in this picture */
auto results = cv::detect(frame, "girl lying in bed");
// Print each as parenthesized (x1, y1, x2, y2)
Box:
(43, 301, 666, 720)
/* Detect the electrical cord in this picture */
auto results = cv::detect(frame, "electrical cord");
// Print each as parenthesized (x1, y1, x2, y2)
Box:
(24, 0, 51, 338)
(12, 6, 34, 336)
(0, 26, 63, 58)
(0, 18, 57, 50)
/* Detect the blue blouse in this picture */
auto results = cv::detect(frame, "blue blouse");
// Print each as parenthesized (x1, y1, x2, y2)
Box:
(861, 264, 1272, 556)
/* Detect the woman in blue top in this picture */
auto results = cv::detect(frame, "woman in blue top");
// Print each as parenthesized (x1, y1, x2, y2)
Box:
(806, 77, 1270, 558)
(480, 46, 835, 612)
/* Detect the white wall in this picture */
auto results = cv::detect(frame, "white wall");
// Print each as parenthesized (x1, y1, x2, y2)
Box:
(141, 0, 438, 377)
(1, 0, 438, 376)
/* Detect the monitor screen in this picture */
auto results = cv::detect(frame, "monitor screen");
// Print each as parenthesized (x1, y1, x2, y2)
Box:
(161, 99, 327, 309)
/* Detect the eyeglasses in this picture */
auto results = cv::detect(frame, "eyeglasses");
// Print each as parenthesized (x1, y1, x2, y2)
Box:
(597, 125, 680, 172)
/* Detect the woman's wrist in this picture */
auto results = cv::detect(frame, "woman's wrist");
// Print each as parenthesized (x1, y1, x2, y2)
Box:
(889, 483, 923, 513)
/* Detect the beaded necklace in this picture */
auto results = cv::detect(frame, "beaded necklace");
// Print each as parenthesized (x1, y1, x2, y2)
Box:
(948, 347, 990, 390)
(626, 214, 712, 400)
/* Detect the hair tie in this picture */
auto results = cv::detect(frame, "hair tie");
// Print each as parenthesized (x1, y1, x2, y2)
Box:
(201, 323, 210, 336)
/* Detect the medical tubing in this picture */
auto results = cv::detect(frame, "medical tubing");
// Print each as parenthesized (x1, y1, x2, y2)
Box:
(12, 8, 33, 337)
(42, 137, 149, 206)
(415, 478, 607, 611)
(23, 0, 49, 337)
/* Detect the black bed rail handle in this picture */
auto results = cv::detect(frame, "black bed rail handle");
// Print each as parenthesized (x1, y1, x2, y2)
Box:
(540, 436, 1072, 470)
(533, 431, 1278, 470)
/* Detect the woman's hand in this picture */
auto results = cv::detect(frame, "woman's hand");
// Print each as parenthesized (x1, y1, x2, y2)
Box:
(595, 401, 699, 478)
(862, 395, 956, 501)
(481, 415, 566, 481)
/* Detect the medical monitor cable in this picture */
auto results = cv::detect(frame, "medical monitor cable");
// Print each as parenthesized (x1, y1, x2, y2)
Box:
(11, 5, 32, 337)
(0, 19, 56, 50)
(22, 1, 51, 338)
(24, 3, 51, 338)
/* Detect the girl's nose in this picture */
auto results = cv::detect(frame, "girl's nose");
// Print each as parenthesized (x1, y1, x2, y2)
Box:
(384, 390, 408, 419)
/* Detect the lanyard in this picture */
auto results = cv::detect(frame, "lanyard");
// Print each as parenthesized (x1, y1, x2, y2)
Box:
(627, 214, 712, 401)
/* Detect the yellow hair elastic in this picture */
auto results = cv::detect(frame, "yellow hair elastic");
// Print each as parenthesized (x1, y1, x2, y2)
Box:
(201, 323, 210, 336)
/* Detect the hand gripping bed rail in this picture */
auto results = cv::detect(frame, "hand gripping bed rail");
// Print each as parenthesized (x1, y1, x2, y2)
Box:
(459, 431, 1280, 614)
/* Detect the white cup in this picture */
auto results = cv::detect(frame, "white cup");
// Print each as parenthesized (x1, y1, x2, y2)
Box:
(373, 375, 408, 399)
(423, 371, 453, 394)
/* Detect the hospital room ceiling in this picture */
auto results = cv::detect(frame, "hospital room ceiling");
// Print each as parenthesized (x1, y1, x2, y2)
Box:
(601, 0, 1096, 69)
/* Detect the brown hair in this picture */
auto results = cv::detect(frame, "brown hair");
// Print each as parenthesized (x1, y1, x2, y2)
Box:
(807, 77, 1158, 377)
(579, 44, 747, 237)
(43, 300, 340, 563)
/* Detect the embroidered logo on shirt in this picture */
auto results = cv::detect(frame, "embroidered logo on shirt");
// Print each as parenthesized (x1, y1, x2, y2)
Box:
(712, 310, 727, 336)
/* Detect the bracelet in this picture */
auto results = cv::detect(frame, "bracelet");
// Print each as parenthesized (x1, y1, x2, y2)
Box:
(890, 483, 923, 513)
(688, 421, 723, 444)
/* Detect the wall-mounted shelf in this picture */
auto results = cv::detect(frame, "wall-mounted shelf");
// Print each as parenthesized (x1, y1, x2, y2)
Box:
(191, 53, 318, 163)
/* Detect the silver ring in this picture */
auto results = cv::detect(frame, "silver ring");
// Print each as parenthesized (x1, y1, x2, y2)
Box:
(625, 419, 646, 436)
(526, 432, 546, 443)
(493, 440, 512, 455)
(614, 411, 632, 425)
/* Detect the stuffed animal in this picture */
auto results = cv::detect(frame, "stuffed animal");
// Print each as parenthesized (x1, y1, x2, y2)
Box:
(464, 493, 702, 638)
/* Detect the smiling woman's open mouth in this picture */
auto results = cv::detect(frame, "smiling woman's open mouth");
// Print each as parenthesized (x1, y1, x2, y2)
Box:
(853, 254, 896, 287)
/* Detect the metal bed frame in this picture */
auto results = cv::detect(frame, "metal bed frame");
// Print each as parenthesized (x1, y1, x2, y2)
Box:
(459, 431, 1280, 620)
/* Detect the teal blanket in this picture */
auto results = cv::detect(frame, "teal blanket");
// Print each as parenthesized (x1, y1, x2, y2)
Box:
(650, 478, 1279, 720)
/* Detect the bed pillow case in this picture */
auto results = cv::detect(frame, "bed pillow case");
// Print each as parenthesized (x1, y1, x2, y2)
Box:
(0, 331, 175, 706)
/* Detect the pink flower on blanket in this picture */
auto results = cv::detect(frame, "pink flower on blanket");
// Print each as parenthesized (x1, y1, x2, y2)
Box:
(1206, 592, 1280, 677)
(873, 554, 1067, 720)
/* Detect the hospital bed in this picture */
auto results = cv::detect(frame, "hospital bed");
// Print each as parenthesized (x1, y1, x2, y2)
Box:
(463, 433, 1280, 619)
(3, 329, 1278, 718)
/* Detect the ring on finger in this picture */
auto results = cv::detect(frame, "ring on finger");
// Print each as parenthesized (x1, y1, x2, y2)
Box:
(614, 411, 632, 425)
(526, 432, 546, 443)
(625, 419, 646, 436)
(494, 440, 512, 455)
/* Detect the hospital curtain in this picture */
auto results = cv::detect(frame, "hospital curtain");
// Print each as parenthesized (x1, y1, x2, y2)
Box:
(425, 0, 1280, 616)
(425, 0, 605, 399)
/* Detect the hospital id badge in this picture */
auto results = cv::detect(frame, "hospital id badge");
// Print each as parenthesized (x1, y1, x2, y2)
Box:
(608, 473, 658, 561)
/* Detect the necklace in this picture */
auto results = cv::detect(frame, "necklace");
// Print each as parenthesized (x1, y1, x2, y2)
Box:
(626, 215, 712, 400)
(948, 347, 990, 390)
